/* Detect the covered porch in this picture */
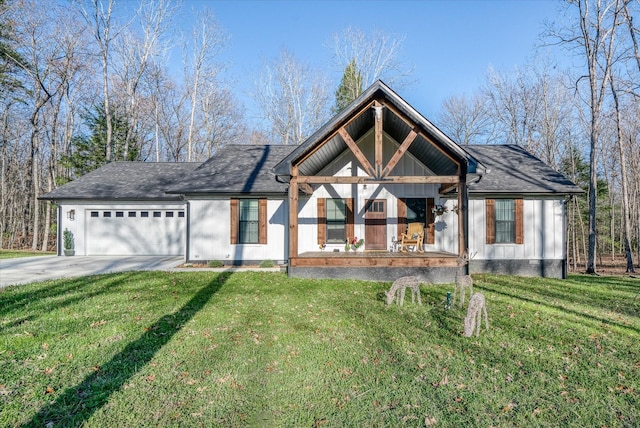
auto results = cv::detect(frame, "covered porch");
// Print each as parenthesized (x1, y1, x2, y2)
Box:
(274, 82, 481, 283)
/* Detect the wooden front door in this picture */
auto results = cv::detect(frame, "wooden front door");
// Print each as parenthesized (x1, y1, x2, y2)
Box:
(365, 199, 387, 250)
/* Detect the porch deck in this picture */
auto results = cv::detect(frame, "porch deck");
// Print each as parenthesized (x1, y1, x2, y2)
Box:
(290, 250, 458, 268)
(287, 250, 458, 283)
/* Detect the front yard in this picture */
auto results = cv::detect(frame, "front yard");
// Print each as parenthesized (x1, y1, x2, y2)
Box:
(1, 271, 638, 427)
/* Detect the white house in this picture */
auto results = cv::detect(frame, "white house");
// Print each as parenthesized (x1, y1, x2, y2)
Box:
(42, 81, 582, 282)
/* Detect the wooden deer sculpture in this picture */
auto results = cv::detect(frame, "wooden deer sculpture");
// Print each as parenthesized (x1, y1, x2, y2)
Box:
(385, 276, 424, 306)
(464, 292, 489, 337)
(454, 251, 473, 307)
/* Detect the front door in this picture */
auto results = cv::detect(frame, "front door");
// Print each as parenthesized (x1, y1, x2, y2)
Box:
(365, 199, 387, 250)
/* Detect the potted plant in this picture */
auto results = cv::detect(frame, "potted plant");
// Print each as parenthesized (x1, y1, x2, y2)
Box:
(63, 228, 74, 256)
(351, 237, 365, 251)
(431, 204, 448, 217)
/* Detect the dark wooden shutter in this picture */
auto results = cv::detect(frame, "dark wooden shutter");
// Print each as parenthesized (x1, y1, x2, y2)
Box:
(346, 198, 354, 241)
(230, 198, 238, 244)
(258, 198, 267, 244)
(426, 197, 435, 244)
(317, 198, 326, 244)
(515, 198, 524, 244)
(397, 197, 407, 238)
(486, 199, 495, 244)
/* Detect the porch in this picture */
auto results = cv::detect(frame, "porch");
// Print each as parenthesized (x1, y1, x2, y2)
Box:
(287, 250, 459, 283)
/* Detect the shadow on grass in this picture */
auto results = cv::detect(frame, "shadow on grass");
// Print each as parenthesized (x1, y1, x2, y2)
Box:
(0, 273, 143, 333)
(476, 282, 640, 335)
(26, 272, 231, 427)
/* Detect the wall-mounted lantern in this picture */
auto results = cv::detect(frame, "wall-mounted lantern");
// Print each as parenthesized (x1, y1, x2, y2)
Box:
(67, 209, 75, 221)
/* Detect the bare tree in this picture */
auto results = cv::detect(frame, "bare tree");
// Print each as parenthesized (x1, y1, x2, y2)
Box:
(252, 49, 331, 145)
(112, 0, 175, 160)
(182, 9, 226, 161)
(557, 0, 622, 274)
(76, 0, 121, 163)
(328, 26, 414, 89)
(437, 92, 495, 145)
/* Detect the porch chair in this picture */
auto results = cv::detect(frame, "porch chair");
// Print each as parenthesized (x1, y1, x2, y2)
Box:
(399, 222, 425, 253)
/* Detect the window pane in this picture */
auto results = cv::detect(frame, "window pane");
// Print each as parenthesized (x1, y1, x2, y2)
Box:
(239, 200, 258, 243)
(326, 199, 346, 244)
(495, 199, 515, 243)
(406, 198, 426, 223)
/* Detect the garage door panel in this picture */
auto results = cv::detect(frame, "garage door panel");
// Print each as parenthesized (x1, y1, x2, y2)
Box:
(86, 209, 185, 256)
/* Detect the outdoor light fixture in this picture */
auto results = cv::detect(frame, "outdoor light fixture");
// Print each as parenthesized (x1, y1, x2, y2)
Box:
(67, 209, 75, 221)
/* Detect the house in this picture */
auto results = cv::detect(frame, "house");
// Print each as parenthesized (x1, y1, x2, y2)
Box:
(41, 81, 582, 282)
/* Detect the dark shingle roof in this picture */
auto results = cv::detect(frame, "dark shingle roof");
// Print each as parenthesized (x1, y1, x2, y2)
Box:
(168, 144, 297, 195)
(40, 162, 200, 201)
(463, 145, 583, 195)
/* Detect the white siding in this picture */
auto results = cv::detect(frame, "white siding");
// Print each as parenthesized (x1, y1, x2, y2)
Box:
(468, 198, 565, 261)
(188, 198, 287, 263)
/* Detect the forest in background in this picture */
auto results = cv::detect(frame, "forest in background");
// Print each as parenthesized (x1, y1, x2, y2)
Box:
(1, 0, 638, 274)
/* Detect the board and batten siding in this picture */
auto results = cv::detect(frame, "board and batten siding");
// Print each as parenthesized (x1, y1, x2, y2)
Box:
(187, 198, 287, 263)
(467, 197, 566, 260)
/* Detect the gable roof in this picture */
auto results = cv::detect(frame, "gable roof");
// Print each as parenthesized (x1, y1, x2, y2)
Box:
(273, 80, 482, 178)
(168, 144, 296, 195)
(40, 162, 200, 201)
(463, 145, 583, 196)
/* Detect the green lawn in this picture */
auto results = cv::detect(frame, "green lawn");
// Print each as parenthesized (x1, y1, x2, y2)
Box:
(1, 272, 638, 427)
(0, 249, 55, 259)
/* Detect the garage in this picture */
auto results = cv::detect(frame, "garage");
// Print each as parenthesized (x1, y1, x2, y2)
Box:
(85, 207, 186, 256)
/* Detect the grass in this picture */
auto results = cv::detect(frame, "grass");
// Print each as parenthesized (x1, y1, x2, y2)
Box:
(0, 249, 55, 259)
(1, 272, 638, 427)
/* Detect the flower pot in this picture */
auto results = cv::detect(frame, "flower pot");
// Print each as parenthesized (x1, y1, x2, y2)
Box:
(64, 249, 75, 256)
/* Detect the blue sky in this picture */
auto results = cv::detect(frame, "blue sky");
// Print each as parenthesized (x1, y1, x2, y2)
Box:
(174, 0, 567, 121)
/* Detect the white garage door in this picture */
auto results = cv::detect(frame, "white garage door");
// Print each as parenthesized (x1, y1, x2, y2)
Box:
(86, 208, 185, 255)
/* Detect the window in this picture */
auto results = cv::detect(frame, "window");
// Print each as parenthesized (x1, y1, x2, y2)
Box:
(128, 212, 136, 217)
(166, 211, 174, 218)
(239, 200, 259, 244)
(398, 198, 435, 244)
(230, 199, 267, 245)
(486, 199, 523, 244)
(116, 211, 124, 217)
(405, 198, 426, 224)
(91, 211, 99, 218)
(141, 211, 149, 217)
(153, 211, 161, 218)
(495, 199, 515, 243)
(103, 211, 111, 217)
(326, 199, 347, 244)
(178, 211, 185, 218)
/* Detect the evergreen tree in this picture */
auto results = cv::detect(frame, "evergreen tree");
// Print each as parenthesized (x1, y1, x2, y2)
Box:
(62, 105, 139, 178)
(332, 59, 362, 114)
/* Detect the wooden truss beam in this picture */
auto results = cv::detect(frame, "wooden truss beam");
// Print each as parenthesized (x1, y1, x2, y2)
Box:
(297, 175, 459, 185)
(381, 128, 418, 178)
(338, 127, 376, 178)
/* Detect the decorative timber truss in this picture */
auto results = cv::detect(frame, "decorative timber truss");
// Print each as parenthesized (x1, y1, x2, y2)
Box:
(275, 81, 474, 268)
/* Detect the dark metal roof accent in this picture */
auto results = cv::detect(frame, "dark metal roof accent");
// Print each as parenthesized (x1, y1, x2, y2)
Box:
(168, 144, 296, 195)
(463, 145, 584, 195)
(40, 162, 201, 201)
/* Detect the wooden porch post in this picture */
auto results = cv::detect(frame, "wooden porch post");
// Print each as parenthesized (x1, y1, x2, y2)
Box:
(457, 166, 468, 259)
(288, 168, 299, 259)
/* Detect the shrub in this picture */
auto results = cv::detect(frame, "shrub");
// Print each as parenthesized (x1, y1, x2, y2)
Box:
(259, 259, 275, 268)
(63, 228, 74, 249)
(207, 260, 224, 268)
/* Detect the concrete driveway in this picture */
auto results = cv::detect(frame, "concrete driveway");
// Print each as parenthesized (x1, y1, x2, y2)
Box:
(0, 255, 183, 288)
